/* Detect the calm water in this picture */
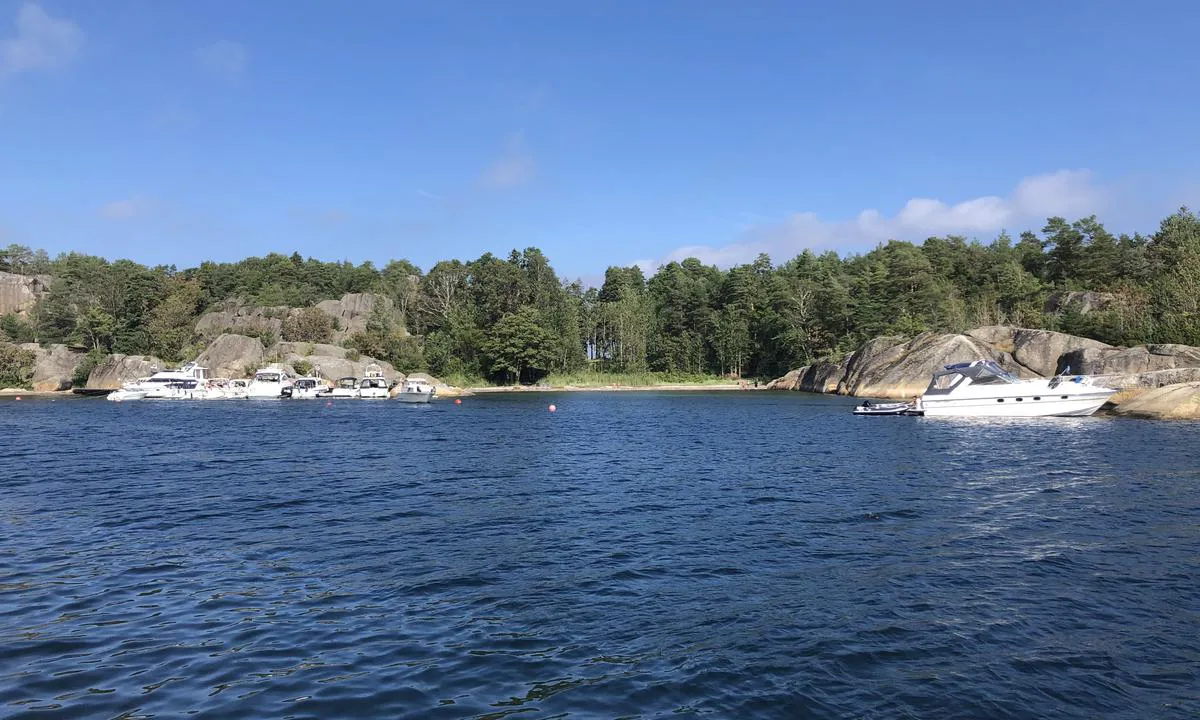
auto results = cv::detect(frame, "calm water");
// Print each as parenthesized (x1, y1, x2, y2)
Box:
(1, 392, 1196, 719)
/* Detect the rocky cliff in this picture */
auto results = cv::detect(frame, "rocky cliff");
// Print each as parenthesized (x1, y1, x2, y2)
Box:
(769, 326, 1200, 403)
(0, 271, 51, 317)
(21, 343, 83, 391)
(86, 354, 163, 389)
(195, 333, 266, 378)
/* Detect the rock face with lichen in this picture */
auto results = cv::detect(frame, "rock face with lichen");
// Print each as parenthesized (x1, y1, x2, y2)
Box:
(768, 326, 1200, 417)
(86, 354, 163, 389)
(21, 343, 83, 391)
(1110, 382, 1200, 420)
(0, 271, 51, 317)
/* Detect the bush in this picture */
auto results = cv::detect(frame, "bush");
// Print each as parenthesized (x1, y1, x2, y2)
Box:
(282, 307, 334, 343)
(292, 359, 313, 377)
(345, 348, 361, 362)
(0, 314, 36, 343)
(71, 348, 106, 388)
(0, 341, 38, 389)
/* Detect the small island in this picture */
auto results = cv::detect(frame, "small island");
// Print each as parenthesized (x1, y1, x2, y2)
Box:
(3, 208, 1200, 417)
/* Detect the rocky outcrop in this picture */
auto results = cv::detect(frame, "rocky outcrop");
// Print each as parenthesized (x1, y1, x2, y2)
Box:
(1013, 329, 1110, 376)
(194, 299, 293, 339)
(194, 293, 406, 345)
(1111, 382, 1200, 420)
(0, 272, 51, 317)
(265, 341, 401, 384)
(196, 334, 265, 378)
(20, 343, 83, 391)
(1061, 344, 1200, 376)
(766, 360, 848, 392)
(1044, 290, 1116, 316)
(314, 293, 406, 343)
(965, 326, 1111, 376)
(838, 332, 1018, 399)
(271, 341, 349, 359)
(86, 354, 163, 389)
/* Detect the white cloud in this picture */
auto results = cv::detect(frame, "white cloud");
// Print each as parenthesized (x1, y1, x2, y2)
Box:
(646, 169, 1106, 270)
(195, 40, 247, 81)
(0, 3, 83, 76)
(479, 134, 535, 189)
(99, 197, 150, 220)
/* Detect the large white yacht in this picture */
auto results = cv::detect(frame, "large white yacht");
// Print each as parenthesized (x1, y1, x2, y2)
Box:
(107, 362, 214, 400)
(915, 360, 1117, 417)
(246, 367, 292, 398)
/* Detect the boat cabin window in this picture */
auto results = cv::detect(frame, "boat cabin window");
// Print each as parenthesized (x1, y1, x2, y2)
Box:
(338, 378, 357, 389)
(931, 373, 963, 390)
(255, 372, 281, 382)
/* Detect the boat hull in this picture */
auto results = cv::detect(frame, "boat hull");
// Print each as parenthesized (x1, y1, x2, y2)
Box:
(246, 383, 286, 398)
(106, 389, 147, 402)
(919, 391, 1113, 418)
(397, 390, 434, 403)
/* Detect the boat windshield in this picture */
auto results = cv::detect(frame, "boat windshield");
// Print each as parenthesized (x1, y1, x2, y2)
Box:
(968, 360, 1019, 385)
(255, 372, 280, 382)
(926, 360, 1019, 394)
(337, 378, 357, 389)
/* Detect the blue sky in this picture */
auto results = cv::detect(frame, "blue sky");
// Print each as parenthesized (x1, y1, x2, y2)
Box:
(1, 0, 1198, 280)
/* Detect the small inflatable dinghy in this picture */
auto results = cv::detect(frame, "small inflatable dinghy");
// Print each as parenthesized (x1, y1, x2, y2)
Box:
(852, 400, 914, 416)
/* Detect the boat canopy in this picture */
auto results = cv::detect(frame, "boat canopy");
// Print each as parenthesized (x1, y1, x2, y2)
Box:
(337, 377, 358, 389)
(925, 359, 1019, 393)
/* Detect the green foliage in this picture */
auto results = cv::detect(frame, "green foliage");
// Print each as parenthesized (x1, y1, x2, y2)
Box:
(292, 359, 314, 377)
(72, 349, 106, 388)
(282, 307, 334, 343)
(9, 208, 1200, 388)
(0, 314, 36, 343)
(482, 306, 556, 384)
(0, 341, 36, 389)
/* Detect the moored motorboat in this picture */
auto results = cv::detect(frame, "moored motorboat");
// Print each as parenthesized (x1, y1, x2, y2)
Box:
(247, 367, 292, 398)
(283, 376, 332, 399)
(395, 375, 436, 403)
(329, 377, 359, 399)
(916, 360, 1116, 417)
(357, 364, 390, 399)
(106, 387, 147, 402)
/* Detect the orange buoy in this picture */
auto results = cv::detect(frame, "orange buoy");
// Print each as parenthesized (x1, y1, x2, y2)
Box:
(454, 398, 462, 405)
(548, 404, 557, 412)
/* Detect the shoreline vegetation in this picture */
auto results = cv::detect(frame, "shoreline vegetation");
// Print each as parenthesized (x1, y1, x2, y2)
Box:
(2, 208, 1200, 418)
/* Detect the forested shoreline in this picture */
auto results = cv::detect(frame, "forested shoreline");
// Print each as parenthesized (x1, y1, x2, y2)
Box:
(2, 208, 1199, 386)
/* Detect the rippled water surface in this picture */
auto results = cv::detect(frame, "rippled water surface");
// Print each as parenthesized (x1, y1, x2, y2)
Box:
(1, 392, 1197, 719)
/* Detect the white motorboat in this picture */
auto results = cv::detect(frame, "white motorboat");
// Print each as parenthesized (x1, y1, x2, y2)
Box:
(284, 376, 331, 399)
(219, 378, 249, 399)
(329, 377, 359, 399)
(915, 360, 1117, 417)
(106, 387, 147, 402)
(357, 364, 390, 400)
(247, 367, 292, 398)
(110, 361, 214, 400)
(395, 376, 436, 403)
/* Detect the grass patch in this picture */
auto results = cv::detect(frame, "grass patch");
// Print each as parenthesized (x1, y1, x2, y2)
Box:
(539, 371, 736, 387)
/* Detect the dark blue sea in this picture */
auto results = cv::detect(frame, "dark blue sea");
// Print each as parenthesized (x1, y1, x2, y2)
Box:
(1, 392, 1196, 719)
